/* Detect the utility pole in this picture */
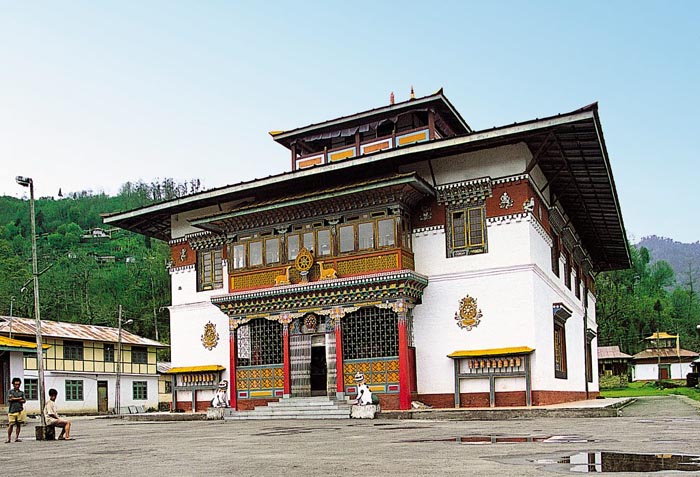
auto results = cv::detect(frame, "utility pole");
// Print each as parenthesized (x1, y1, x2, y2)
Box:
(115, 305, 133, 415)
(654, 300, 662, 381)
(15, 176, 47, 430)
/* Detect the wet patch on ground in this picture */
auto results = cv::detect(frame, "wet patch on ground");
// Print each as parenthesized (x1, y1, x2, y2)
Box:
(497, 451, 700, 473)
(397, 434, 597, 444)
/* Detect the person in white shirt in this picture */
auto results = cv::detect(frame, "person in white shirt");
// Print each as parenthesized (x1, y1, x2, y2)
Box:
(44, 388, 72, 440)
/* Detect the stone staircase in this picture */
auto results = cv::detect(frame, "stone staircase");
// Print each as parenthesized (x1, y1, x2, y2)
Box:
(223, 396, 352, 420)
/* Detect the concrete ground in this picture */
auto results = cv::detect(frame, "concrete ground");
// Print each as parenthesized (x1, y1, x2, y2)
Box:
(2, 395, 699, 476)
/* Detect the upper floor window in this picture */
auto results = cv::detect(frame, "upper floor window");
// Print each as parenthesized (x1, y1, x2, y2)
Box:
(132, 346, 148, 364)
(265, 237, 280, 264)
(340, 225, 355, 253)
(574, 264, 581, 299)
(562, 250, 572, 290)
(63, 340, 84, 360)
(104, 344, 115, 362)
(316, 229, 331, 256)
(551, 232, 560, 277)
(197, 248, 223, 291)
(446, 206, 486, 257)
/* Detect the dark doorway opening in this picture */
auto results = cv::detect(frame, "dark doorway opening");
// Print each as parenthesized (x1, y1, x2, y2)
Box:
(310, 346, 327, 396)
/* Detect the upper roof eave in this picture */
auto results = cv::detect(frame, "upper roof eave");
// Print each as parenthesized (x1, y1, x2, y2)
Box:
(269, 89, 472, 147)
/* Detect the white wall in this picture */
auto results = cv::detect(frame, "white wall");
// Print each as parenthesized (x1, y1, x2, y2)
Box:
(22, 372, 159, 414)
(413, 219, 537, 394)
(169, 299, 231, 383)
(412, 213, 596, 397)
(633, 362, 693, 381)
(401, 143, 530, 185)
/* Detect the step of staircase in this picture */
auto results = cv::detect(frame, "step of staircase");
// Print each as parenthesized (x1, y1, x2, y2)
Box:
(224, 396, 352, 420)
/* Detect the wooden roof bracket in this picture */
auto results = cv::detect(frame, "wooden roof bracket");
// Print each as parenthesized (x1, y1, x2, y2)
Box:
(553, 135, 613, 269)
(524, 131, 555, 175)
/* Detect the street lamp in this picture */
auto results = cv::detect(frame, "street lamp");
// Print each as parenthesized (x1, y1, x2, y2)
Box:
(15, 176, 48, 430)
(115, 304, 133, 415)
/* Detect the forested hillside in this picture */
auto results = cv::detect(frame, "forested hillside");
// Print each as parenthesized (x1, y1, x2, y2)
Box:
(638, 235, 700, 288)
(596, 242, 700, 355)
(0, 179, 203, 352)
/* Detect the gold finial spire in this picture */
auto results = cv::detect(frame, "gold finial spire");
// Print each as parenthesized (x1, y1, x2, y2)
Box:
(410, 85, 415, 99)
(390, 91, 395, 105)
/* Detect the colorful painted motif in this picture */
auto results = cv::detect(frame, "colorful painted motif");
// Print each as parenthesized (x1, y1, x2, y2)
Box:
(454, 295, 482, 331)
(201, 321, 220, 350)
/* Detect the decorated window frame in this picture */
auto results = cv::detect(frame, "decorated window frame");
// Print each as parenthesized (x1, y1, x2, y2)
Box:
(553, 304, 571, 379)
(446, 205, 487, 257)
(196, 247, 223, 291)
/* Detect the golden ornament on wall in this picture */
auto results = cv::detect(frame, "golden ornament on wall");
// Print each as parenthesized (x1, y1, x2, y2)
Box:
(295, 246, 314, 272)
(455, 295, 482, 331)
(201, 321, 220, 350)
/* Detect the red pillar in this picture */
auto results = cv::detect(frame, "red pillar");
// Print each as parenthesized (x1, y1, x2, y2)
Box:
(335, 323, 344, 395)
(283, 324, 291, 397)
(398, 312, 411, 410)
(229, 330, 238, 410)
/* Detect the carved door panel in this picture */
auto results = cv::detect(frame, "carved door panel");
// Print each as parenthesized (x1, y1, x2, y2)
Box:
(325, 333, 337, 397)
(290, 334, 311, 397)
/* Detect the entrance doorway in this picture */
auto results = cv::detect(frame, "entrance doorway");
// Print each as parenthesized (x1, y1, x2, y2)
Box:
(97, 381, 108, 413)
(310, 345, 327, 396)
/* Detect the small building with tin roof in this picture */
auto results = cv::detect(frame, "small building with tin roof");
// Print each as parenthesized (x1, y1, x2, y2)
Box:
(632, 332, 699, 381)
(0, 316, 167, 414)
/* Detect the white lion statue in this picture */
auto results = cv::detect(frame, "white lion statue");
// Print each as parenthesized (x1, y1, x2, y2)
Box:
(210, 380, 229, 408)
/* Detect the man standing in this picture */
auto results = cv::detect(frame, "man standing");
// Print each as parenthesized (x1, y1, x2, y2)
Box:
(44, 388, 72, 440)
(6, 377, 26, 443)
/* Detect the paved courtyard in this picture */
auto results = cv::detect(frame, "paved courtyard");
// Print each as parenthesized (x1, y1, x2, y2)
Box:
(2, 396, 699, 476)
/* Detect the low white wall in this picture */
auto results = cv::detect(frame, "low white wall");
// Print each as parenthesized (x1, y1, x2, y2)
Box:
(21, 372, 159, 414)
(633, 362, 693, 381)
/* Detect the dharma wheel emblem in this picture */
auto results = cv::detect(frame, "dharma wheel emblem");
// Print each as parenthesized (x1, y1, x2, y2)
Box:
(295, 247, 314, 272)
(201, 321, 219, 350)
(455, 295, 482, 331)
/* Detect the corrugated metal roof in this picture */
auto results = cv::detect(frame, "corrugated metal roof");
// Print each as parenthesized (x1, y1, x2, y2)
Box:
(157, 362, 172, 374)
(597, 346, 632, 360)
(633, 348, 699, 360)
(0, 316, 167, 348)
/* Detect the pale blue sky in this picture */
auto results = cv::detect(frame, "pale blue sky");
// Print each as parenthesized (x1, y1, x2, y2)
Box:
(1, 1, 698, 243)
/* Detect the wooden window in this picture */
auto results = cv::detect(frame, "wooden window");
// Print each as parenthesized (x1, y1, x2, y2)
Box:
(265, 237, 280, 264)
(574, 264, 581, 299)
(563, 250, 571, 290)
(249, 241, 263, 267)
(164, 380, 172, 394)
(551, 232, 560, 277)
(24, 378, 38, 400)
(317, 229, 331, 256)
(554, 321, 567, 379)
(131, 346, 148, 364)
(63, 340, 84, 361)
(447, 205, 486, 257)
(132, 381, 148, 400)
(197, 249, 223, 291)
(104, 344, 114, 362)
(377, 218, 395, 247)
(339, 225, 355, 253)
(65, 380, 84, 401)
(586, 332, 594, 383)
(287, 234, 300, 260)
(233, 244, 246, 269)
(303, 232, 314, 253)
(358, 222, 375, 250)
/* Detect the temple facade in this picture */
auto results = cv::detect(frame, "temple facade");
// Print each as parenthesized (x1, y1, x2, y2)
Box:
(104, 90, 630, 411)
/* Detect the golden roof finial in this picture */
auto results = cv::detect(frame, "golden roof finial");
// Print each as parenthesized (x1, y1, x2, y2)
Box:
(390, 91, 395, 105)
(410, 85, 415, 99)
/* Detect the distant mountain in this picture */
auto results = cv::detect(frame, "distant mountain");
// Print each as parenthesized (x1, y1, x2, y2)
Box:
(637, 235, 700, 287)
